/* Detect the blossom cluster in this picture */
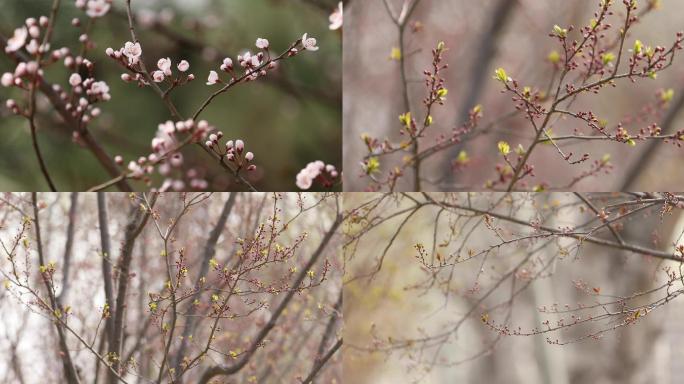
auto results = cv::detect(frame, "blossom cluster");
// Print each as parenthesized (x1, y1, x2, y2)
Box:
(2, 16, 111, 126)
(296, 161, 339, 190)
(205, 133, 257, 173)
(121, 119, 213, 191)
(207, 34, 318, 85)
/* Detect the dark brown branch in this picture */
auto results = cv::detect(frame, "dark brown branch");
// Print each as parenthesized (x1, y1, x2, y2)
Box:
(107, 193, 157, 384)
(57, 192, 79, 304)
(301, 338, 342, 384)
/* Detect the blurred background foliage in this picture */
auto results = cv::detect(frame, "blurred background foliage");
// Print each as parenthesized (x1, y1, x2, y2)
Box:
(0, 0, 341, 191)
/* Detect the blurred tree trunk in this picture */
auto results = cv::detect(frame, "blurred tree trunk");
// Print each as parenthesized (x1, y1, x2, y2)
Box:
(442, 0, 519, 184)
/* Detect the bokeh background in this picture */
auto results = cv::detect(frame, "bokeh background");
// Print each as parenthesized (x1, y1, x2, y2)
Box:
(344, 0, 684, 191)
(0, 0, 341, 191)
(344, 192, 684, 384)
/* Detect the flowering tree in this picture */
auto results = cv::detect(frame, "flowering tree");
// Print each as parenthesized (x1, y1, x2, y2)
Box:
(0, 0, 342, 191)
(0, 192, 342, 383)
(347, 0, 684, 191)
(344, 192, 684, 382)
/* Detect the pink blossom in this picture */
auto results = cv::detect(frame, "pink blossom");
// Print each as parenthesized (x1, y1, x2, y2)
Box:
(206, 70, 219, 85)
(256, 38, 270, 49)
(329, 2, 343, 30)
(128, 161, 144, 178)
(177, 60, 189, 72)
(151, 120, 177, 154)
(86, 0, 111, 18)
(5, 27, 28, 53)
(1, 73, 13, 87)
(69, 73, 82, 86)
(295, 161, 325, 190)
(152, 70, 165, 83)
(28, 25, 40, 39)
(157, 57, 172, 76)
(301, 33, 319, 51)
(220, 57, 233, 72)
(88, 81, 111, 100)
(245, 152, 254, 161)
(122, 41, 142, 65)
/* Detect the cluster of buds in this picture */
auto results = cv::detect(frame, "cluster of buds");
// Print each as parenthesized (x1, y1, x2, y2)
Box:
(63, 74, 111, 124)
(628, 33, 684, 80)
(207, 34, 319, 85)
(151, 57, 193, 84)
(295, 161, 339, 190)
(116, 119, 212, 188)
(207, 37, 276, 84)
(205, 134, 256, 173)
(4, 17, 50, 54)
(106, 42, 196, 88)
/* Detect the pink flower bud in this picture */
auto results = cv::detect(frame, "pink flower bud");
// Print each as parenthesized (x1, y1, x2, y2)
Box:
(177, 60, 189, 72)
(247, 165, 257, 171)
(235, 139, 244, 153)
(245, 152, 254, 161)
(152, 70, 165, 83)
(1, 73, 13, 87)
(69, 73, 82, 86)
(114, 155, 123, 164)
(28, 25, 40, 39)
(105, 47, 114, 56)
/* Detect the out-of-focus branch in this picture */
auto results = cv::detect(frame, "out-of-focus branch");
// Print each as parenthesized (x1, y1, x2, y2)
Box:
(443, 0, 519, 182)
(620, 89, 684, 189)
(56, 192, 79, 304)
(301, 338, 342, 384)
(31, 193, 81, 384)
(107, 193, 156, 384)
(315, 290, 342, 361)
(383, 0, 423, 190)
(97, 193, 116, 364)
